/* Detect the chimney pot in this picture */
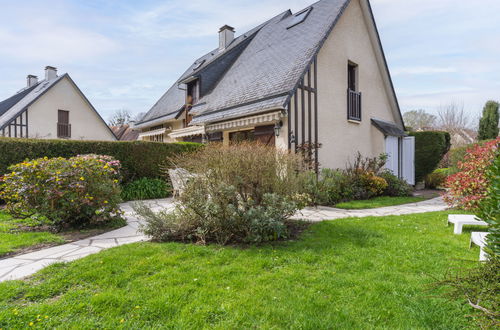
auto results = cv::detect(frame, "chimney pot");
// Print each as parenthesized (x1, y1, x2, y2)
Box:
(27, 75, 38, 87)
(219, 25, 235, 50)
(45, 66, 58, 80)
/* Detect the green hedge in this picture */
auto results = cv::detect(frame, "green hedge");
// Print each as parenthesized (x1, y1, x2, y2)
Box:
(409, 131, 451, 183)
(0, 138, 201, 182)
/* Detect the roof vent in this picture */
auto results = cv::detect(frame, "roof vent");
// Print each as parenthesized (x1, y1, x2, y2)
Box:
(27, 75, 38, 87)
(219, 25, 235, 50)
(45, 66, 58, 80)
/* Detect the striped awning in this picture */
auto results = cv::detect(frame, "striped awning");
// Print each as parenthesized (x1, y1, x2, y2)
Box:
(206, 111, 282, 132)
(138, 128, 166, 139)
(168, 125, 205, 139)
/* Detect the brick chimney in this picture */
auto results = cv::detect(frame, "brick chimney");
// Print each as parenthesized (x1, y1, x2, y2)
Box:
(45, 66, 58, 80)
(27, 75, 38, 87)
(219, 25, 235, 50)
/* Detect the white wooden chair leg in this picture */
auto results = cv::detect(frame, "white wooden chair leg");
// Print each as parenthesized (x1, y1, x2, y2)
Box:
(454, 224, 462, 234)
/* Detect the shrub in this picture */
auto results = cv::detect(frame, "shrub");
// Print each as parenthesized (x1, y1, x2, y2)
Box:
(425, 168, 449, 189)
(477, 149, 500, 256)
(121, 178, 171, 201)
(409, 131, 451, 182)
(379, 170, 413, 196)
(137, 142, 306, 245)
(300, 169, 351, 205)
(444, 138, 499, 210)
(345, 153, 388, 200)
(0, 138, 201, 182)
(0, 155, 122, 228)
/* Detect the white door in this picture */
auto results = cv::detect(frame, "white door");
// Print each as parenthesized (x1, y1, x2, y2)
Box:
(385, 136, 399, 176)
(402, 136, 415, 185)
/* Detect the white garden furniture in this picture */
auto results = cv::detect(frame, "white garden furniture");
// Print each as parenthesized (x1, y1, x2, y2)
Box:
(470, 232, 489, 261)
(447, 214, 488, 234)
(168, 168, 196, 197)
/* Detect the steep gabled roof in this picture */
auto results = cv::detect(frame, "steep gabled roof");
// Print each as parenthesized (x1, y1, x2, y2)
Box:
(0, 84, 38, 117)
(137, 0, 402, 128)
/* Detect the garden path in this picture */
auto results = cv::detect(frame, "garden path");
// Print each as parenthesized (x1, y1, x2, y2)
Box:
(0, 197, 446, 282)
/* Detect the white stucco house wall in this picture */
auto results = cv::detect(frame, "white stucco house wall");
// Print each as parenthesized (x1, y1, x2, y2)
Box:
(134, 0, 415, 183)
(0, 66, 116, 141)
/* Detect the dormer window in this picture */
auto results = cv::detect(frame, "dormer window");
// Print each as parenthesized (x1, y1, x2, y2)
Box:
(186, 80, 199, 106)
(287, 7, 312, 29)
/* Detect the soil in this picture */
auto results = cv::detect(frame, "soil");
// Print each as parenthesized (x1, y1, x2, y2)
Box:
(412, 189, 443, 199)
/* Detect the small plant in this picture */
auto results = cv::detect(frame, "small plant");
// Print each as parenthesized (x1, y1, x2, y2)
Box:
(345, 153, 388, 200)
(300, 169, 351, 205)
(0, 154, 122, 228)
(379, 170, 412, 196)
(424, 168, 449, 189)
(121, 178, 171, 201)
(444, 138, 499, 210)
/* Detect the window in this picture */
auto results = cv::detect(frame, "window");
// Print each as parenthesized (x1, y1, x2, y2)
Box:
(57, 110, 71, 138)
(347, 62, 361, 121)
(287, 7, 312, 29)
(186, 80, 199, 105)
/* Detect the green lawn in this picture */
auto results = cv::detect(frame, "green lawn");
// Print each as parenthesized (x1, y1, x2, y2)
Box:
(0, 211, 478, 329)
(0, 211, 64, 257)
(335, 196, 427, 209)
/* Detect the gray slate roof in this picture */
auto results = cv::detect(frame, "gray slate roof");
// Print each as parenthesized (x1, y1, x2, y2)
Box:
(371, 118, 406, 137)
(138, 0, 351, 126)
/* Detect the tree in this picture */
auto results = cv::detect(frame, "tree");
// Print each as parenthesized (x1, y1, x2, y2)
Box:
(108, 109, 132, 126)
(477, 100, 499, 140)
(437, 101, 472, 132)
(402, 109, 437, 131)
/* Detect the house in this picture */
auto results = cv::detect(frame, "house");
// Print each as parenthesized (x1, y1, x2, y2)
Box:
(134, 0, 415, 183)
(0, 66, 115, 141)
(110, 124, 140, 141)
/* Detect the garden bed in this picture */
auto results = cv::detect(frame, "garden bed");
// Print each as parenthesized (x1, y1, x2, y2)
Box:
(0, 211, 476, 328)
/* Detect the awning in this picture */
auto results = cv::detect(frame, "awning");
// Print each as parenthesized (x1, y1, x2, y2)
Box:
(168, 125, 205, 139)
(206, 111, 282, 132)
(138, 128, 166, 139)
(371, 118, 406, 137)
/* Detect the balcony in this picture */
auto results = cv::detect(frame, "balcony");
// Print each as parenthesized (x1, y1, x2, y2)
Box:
(347, 89, 362, 121)
(57, 122, 71, 138)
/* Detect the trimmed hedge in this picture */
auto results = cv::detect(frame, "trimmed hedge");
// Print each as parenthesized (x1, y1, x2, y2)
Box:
(409, 131, 451, 183)
(0, 138, 201, 182)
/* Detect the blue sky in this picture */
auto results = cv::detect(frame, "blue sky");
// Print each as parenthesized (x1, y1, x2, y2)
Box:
(0, 0, 499, 123)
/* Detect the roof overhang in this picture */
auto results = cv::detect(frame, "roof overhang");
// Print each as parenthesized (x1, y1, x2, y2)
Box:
(371, 118, 406, 137)
(206, 111, 282, 132)
(138, 128, 167, 139)
(168, 125, 205, 139)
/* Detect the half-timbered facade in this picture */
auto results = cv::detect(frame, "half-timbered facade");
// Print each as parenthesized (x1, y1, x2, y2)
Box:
(134, 0, 415, 183)
(0, 66, 115, 141)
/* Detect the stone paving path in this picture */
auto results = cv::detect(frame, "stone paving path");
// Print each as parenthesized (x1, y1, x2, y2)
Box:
(0, 197, 446, 282)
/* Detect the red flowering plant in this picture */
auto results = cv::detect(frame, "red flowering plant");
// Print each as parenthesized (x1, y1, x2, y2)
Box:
(444, 138, 499, 210)
(0, 154, 122, 228)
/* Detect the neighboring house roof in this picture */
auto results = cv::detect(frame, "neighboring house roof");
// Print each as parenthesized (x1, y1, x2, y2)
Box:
(0, 73, 116, 139)
(110, 124, 139, 141)
(137, 0, 403, 129)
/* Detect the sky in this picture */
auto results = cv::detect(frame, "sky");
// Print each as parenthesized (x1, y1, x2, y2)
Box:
(0, 0, 499, 123)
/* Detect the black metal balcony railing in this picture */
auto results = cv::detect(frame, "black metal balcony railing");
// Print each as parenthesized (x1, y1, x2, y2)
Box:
(347, 89, 362, 121)
(57, 122, 71, 138)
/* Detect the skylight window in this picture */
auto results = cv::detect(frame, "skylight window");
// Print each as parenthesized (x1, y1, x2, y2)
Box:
(192, 60, 205, 71)
(287, 7, 312, 29)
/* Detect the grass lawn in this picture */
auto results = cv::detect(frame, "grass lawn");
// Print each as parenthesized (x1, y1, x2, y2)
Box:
(0, 211, 478, 328)
(0, 211, 64, 257)
(335, 196, 427, 209)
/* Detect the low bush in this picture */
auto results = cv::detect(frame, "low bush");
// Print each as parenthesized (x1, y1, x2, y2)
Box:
(0, 154, 122, 228)
(425, 168, 449, 189)
(0, 138, 201, 182)
(300, 169, 351, 205)
(409, 131, 451, 182)
(136, 142, 307, 245)
(379, 170, 413, 196)
(121, 178, 171, 201)
(444, 138, 499, 210)
(345, 153, 388, 200)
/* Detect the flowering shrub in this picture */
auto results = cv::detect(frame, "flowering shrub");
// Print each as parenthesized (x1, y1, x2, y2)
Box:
(444, 138, 499, 210)
(0, 154, 122, 228)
